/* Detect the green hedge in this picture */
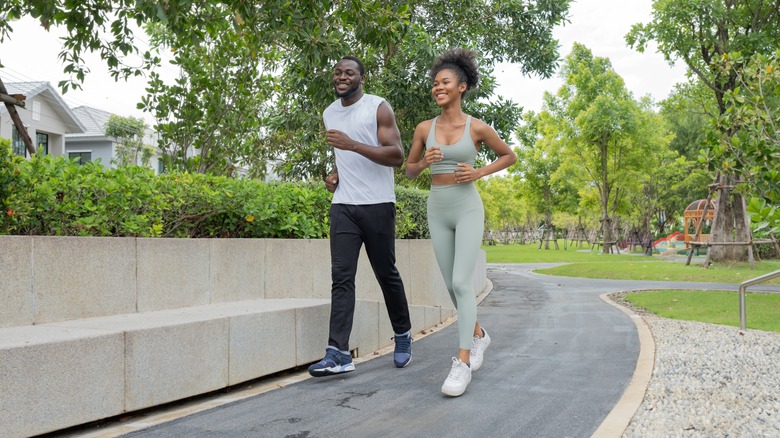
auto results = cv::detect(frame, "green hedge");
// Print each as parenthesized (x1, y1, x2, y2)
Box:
(0, 143, 429, 239)
(395, 186, 430, 239)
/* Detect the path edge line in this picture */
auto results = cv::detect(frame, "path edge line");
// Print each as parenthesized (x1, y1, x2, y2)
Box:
(591, 292, 656, 438)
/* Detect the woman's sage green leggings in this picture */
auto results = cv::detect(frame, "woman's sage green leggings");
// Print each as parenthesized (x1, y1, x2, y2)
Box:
(427, 182, 484, 350)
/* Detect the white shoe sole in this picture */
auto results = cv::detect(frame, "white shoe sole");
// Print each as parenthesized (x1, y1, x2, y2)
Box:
(442, 382, 470, 396)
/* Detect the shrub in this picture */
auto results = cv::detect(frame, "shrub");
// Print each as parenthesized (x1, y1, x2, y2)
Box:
(395, 186, 429, 239)
(0, 139, 23, 233)
(1, 153, 430, 239)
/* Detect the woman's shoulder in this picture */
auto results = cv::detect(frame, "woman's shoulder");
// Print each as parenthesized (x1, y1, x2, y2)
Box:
(466, 115, 488, 128)
(414, 118, 435, 133)
(467, 116, 496, 137)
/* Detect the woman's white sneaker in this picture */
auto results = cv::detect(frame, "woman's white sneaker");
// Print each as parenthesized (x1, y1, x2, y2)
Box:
(469, 328, 491, 371)
(441, 357, 471, 397)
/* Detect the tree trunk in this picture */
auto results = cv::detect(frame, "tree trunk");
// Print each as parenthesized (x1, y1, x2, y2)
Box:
(600, 192, 612, 254)
(600, 141, 611, 254)
(708, 174, 749, 263)
(543, 211, 553, 250)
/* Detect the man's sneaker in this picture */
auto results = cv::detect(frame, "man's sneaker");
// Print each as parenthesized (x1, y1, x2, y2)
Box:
(470, 328, 492, 371)
(308, 348, 355, 377)
(441, 357, 472, 397)
(393, 332, 412, 368)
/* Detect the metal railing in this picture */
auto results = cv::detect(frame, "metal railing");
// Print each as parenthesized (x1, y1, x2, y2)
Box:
(739, 269, 780, 332)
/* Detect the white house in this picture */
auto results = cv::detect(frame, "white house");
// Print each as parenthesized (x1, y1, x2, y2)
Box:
(0, 81, 86, 156)
(1, 81, 162, 172)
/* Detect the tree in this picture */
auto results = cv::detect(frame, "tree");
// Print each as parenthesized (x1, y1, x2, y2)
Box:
(660, 81, 717, 160)
(514, 110, 579, 248)
(103, 114, 149, 168)
(627, 0, 780, 262)
(628, 142, 711, 240)
(1, 0, 573, 178)
(477, 176, 526, 233)
(546, 44, 654, 253)
(714, 51, 780, 235)
(141, 18, 276, 176)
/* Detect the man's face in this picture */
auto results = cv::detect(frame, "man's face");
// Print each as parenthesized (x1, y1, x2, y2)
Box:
(333, 59, 363, 99)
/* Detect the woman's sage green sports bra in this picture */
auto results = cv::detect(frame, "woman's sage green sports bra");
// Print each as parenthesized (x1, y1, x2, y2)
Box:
(425, 116, 477, 175)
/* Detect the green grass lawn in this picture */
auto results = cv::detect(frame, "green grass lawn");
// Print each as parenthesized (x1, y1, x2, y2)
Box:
(483, 242, 780, 332)
(483, 242, 780, 284)
(624, 290, 780, 333)
(538, 260, 780, 284)
(483, 241, 634, 263)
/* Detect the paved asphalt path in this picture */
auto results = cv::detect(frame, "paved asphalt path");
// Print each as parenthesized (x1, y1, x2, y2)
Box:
(122, 263, 762, 438)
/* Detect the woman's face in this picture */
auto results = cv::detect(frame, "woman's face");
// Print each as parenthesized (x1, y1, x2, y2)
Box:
(431, 69, 466, 106)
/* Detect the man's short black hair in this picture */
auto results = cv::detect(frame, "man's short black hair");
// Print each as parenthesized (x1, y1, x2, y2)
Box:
(340, 56, 366, 76)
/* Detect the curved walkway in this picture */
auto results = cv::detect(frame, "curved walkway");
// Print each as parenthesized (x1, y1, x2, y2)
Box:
(67, 263, 774, 437)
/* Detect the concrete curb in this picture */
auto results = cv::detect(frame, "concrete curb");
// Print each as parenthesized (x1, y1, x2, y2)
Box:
(591, 292, 655, 438)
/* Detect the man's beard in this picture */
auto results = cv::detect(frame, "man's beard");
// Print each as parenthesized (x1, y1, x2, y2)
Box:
(335, 82, 360, 99)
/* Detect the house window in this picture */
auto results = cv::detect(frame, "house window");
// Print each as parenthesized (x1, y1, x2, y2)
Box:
(32, 101, 41, 121)
(36, 133, 49, 155)
(11, 127, 26, 156)
(69, 151, 91, 165)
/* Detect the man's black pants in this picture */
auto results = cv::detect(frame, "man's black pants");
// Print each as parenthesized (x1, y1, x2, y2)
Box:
(328, 202, 412, 351)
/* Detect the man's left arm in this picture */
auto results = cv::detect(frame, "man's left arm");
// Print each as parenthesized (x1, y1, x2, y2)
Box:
(326, 101, 404, 167)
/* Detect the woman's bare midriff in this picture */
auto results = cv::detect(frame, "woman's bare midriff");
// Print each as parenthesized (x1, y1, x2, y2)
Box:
(431, 173, 459, 185)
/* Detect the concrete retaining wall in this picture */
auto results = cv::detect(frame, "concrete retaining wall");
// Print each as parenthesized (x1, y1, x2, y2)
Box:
(0, 236, 486, 437)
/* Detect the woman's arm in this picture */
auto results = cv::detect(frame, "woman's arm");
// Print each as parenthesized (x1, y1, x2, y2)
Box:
(405, 120, 440, 179)
(453, 118, 517, 184)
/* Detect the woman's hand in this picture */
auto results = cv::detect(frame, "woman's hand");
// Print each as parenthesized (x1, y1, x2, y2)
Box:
(423, 146, 443, 167)
(454, 163, 480, 183)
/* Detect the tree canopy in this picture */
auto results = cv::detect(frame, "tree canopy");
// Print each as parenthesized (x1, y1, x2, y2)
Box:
(1, 0, 573, 178)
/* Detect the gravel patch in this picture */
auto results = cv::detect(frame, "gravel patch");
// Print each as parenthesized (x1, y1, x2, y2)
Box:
(610, 292, 780, 437)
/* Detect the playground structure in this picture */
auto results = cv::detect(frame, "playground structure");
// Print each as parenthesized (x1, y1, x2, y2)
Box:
(683, 199, 714, 251)
(652, 231, 686, 254)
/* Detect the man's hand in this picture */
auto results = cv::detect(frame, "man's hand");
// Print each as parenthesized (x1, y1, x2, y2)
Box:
(326, 130, 356, 151)
(325, 172, 339, 193)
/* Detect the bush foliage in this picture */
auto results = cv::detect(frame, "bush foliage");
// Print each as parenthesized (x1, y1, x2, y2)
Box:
(0, 145, 429, 239)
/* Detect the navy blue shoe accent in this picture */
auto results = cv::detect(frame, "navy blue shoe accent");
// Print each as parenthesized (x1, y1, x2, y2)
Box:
(308, 348, 355, 377)
(393, 333, 412, 368)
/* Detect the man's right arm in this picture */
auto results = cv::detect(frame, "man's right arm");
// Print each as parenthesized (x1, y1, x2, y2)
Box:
(325, 101, 404, 167)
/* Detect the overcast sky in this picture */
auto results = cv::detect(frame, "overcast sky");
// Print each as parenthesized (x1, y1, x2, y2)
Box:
(495, 0, 688, 112)
(1, 0, 688, 126)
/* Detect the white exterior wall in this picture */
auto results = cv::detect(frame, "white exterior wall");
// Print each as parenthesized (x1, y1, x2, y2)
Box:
(64, 139, 116, 168)
(1, 95, 70, 156)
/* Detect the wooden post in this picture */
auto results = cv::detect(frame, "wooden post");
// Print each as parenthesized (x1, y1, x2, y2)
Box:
(0, 77, 36, 156)
(741, 194, 756, 269)
(770, 233, 780, 258)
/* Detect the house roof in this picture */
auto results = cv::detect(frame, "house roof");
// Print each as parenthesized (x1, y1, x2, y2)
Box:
(3, 81, 86, 133)
(67, 105, 158, 143)
(67, 105, 113, 139)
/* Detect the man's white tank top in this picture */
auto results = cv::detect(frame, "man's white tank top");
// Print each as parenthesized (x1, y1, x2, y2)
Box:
(323, 94, 396, 205)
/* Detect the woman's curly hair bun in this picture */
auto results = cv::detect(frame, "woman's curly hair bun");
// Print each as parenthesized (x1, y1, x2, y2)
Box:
(430, 48, 479, 91)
